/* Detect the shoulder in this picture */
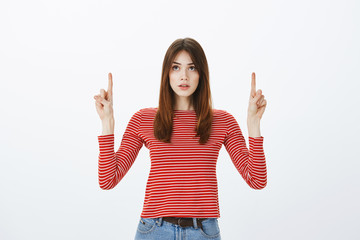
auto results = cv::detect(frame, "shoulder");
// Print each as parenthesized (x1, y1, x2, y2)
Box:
(212, 108, 234, 118)
(138, 107, 157, 114)
(131, 107, 157, 120)
(132, 107, 156, 114)
(212, 109, 240, 127)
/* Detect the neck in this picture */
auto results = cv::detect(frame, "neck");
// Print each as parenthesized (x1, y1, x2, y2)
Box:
(174, 97, 194, 110)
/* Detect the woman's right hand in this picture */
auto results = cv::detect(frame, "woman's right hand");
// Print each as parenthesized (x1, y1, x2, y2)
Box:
(94, 73, 114, 121)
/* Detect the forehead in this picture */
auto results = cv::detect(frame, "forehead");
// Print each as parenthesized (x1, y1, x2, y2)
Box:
(173, 50, 193, 63)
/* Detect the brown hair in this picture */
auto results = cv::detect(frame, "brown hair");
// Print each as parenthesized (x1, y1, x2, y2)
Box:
(153, 37, 213, 144)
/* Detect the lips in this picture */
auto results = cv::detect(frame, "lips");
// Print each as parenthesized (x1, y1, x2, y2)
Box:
(179, 84, 190, 90)
(178, 84, 190, 87)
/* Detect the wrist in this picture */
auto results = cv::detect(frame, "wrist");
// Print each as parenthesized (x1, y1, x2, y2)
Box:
(247, 118, 261, 137)
(247, 117, 260, 125)
(101, 117, 114, 135)
(102, 117, 114, 123)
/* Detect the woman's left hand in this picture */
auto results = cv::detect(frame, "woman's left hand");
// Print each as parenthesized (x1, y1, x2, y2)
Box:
(247, 72, 267, 121)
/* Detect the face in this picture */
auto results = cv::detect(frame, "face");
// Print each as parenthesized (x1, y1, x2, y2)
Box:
(169, 50, 200, 104)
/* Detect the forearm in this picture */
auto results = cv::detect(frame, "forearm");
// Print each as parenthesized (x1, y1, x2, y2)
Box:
(101, 117, 115, 135)
(247, 118, 266, 189)
(247, 117, 261, 137)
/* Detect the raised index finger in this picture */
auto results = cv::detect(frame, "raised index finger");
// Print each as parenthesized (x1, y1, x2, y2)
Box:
(250, 72, 256, 97)
(108, 72, 113, 95)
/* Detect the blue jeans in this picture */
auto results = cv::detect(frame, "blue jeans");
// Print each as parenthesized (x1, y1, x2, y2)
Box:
(134, 217, 221, 240)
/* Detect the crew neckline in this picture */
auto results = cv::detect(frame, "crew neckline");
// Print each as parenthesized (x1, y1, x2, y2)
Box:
(154, 108, 196, 112)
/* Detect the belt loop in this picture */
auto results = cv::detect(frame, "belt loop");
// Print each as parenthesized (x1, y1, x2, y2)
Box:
(156, 217, 163, 226)
(192, 218, 198, 229)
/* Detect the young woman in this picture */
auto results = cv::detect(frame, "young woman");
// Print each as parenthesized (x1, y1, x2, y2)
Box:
(94, 37, 267, 240)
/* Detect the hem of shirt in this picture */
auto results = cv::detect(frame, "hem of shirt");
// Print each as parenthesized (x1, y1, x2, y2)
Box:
(140, 213, 221, 218)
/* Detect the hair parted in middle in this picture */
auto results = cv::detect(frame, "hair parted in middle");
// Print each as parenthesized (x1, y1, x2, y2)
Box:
(153, 37, 214, 144)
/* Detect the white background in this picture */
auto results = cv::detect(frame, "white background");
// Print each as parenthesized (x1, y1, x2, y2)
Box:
(1, 0, 359, 239)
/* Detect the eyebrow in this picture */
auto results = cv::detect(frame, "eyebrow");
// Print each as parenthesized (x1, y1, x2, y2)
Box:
(172, 61, 195, 65)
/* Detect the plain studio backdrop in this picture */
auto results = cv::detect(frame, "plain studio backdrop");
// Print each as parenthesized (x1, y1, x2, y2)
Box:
(0, 0, 359, 239)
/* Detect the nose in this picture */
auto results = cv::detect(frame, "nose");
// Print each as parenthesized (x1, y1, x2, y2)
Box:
(180, 69, 188, 80)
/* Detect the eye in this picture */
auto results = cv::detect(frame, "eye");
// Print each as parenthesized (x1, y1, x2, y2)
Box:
(189, 66, 196, 71)
(172, 65, 179, 71)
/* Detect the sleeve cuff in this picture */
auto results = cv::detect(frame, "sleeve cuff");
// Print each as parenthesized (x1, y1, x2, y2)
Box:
(249, 136, 264, 143)
(98, 134, 115, 148)
(249, 136, 264, 139)
(98, 133, 114, 139)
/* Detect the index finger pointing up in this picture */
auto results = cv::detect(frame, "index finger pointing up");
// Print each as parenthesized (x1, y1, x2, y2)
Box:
(250, 72, 256, 98)
(108, 72, 113, 96)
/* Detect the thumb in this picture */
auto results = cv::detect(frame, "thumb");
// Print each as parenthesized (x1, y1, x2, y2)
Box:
(252, 90, 262, 101)
(95, 95, 108, 105)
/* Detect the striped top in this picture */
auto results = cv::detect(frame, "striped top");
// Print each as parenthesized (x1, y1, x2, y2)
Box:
(97, 107, 267, 218)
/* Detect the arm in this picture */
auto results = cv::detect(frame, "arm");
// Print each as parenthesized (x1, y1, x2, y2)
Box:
(101, 117, 115, 135)
(97, 109, 144, 190)
(223, 111, 267, 189)
(247, 117, 261, 138)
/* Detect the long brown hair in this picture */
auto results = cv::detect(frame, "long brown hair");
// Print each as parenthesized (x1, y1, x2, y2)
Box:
(153, 37, 213, 144)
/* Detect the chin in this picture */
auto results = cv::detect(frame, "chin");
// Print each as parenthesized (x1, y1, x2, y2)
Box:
(177, 92, 193, 97)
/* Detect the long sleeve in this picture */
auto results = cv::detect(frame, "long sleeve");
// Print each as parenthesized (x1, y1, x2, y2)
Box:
(97, 109, 144, 190)
(223, 111, 267, 189)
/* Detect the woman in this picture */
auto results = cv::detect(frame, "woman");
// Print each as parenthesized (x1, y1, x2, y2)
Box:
(94, 37, 267, 240)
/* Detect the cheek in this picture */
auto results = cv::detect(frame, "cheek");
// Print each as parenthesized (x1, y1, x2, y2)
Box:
(169, 71, 177, 81)
(169, 73, 177, 88)
(192, 71, 199, 79)
(192, 73, 200, 85)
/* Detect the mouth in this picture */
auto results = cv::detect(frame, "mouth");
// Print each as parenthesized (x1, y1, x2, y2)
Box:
(178, 84, 190, 90)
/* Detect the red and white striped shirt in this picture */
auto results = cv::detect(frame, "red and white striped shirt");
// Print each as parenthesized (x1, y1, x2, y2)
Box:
(97, 107, 267, 218)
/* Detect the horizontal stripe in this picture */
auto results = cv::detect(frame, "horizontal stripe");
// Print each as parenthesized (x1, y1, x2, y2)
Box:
(97, 107, 266, 218)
